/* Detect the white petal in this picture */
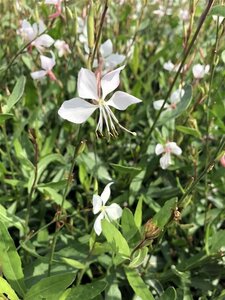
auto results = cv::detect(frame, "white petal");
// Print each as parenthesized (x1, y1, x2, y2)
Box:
(107, 91, 142, 111)
(101, 66, 125, 99)
(58, 97, 98, 124)
(35, 34, 54, 48)
(205, 65, 210, 74)
(101, 182, 114, 205)
(166, 142, 182, 156)
(163, 61, 175, 71)
(105, 203, 123, 220)
(105, 54, 126, 68)
(40, 55, 55, 70)
(32, 23, 38, 38)
(160, 153, 171, 169)
(38, 20, 46, 34)
(100, 39, 113, 58)
(92, 195, 102, 214)
(153, 100, 169, 110)
(94, 212, 105, 235)
(31, 70, 47, 79)
(192, 64, 204, 79)
(170, 88, 185, 104)
(77, 68, 98, 100)
(45, 0, 58, 4)
(155, 143, 164, 155)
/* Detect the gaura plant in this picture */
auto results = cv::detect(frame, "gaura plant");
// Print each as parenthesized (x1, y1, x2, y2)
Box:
(58, 66, 142, 137)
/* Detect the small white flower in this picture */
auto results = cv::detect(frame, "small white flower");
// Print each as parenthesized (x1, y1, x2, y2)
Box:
(54, 40, 71, 57)
(92, 182, 123, 235)
(153, 88, 185, 111)
(212, 15, 224, 25)
(17, 19, 54, 52)
(155, 142, 182, 170)
(58, 66, 142, 136)
(163, 60, 186, 73)
(153, 5, 172, 17)
(192, 64, 210, 79)
(31, 53, 56, 80)
(97, 39, 125, 70)
(179, 9, 189, 21)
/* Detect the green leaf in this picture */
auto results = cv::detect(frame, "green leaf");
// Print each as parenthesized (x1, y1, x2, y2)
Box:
(159, 287, 177, 300)
(105, 283, 122, 300)
(0, 221, 26, 297)
(152, 198, 177, 229)
(0, 277, 19, 300)
(134, 197, 143, 228)
(176, 125, 201, 138)
(102, 219, 130, 258)
(128, 247, 148, 268)
(60, 257, 86, 269)
(158, 85, 192, 126)
(66, 280, 107, 300)
(125, 267, 154, 300)
(121, 208, 138, 241)
(110, 163, 142, 176)
(0, 113, 13, 125)
(209, 5, 225, 17)
(24, 273, 75, 300)
(5, 76, 26, 112)
(208, 230, 225, 254)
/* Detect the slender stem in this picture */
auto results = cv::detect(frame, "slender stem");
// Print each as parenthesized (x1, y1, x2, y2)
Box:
(146, 0, 215, 141)
(25, 129, 39, 236)
(90, 0, 108, 68)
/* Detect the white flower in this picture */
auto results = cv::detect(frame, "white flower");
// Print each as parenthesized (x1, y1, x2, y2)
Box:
(153, 5, 172, 17)
(97, 39, 125, 70)
(163, 60, 186, 73)
(155, 142, 182, 170)
(92, 182, 122, 236)
(58, 66, 142, 136)
(54, 40, 71, 57)
(212, 15, 224, 25)
(17, 19, 54, 52)
(192, 64, 210, 79)
(31, 53, 56, 80)
(153, 88, 185, 111)
(179, 9, 189, 21)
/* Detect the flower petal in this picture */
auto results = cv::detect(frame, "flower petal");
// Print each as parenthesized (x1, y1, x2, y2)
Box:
(58, 97, 98, 124)
(101, 182, 114, 205)
(155, 143, 164, 155)
(92, 195, 102, 214)
(38, 20, 46, 34)
(100, 39, 113, 58)
(105, 54, 126, 68)
(101, 66, 125, 99)
(153, 100, 169, 110)
(160, 153, 171, 169)
(94, 212, 105, 236)
(105, 203, 122, 220)
(107, 91, 142, 111)
(166, 142, 182, 156)
(170, 89, 185, 104)
(31, 70, 47, 80)
(35, 34, 54, 48)
(77, 68, 98, 100)
(40, 54, 55, 70)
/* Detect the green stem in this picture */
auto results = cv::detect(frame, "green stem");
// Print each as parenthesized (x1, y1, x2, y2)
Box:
(146, 0, 215, 143)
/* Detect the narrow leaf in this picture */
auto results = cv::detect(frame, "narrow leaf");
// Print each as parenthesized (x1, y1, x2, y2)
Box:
(6, 76, 26, 112)
(134, 197, 143, 228)
(0, 277, 19, 300)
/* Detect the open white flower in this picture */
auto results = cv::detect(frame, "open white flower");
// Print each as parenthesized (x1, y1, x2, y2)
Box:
(192, 64, 210, 79)
(54, 40, 71, 57)
(17, 20, 54, 52)
(58, 66, 142, 136)
(163, 60, 186, 73)
(92, 182, 122, 236)
(31, 53, 56, 81)
(98, 39, 125, 70)
(153, 5, 172, 17)
(155, 142, 182, 169)
(153, 88, 185, 111)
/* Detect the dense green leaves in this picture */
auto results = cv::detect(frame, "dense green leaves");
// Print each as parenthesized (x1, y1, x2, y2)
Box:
(66, 280, 107, 300)
(0, 221, 26, 297)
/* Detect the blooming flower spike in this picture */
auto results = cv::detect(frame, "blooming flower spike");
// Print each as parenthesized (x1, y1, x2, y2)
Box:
(155, 142, 182, 169)
(31, 53, 56, 81)
(17, 19, 54, 53)
(58, 66, 142, 137)
(92, 182, 123, 235)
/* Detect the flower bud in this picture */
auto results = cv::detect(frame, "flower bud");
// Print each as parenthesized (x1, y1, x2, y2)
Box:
(87, 0, 95, 50)
(144, 219, 161, 240)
